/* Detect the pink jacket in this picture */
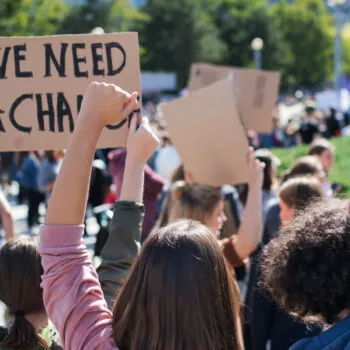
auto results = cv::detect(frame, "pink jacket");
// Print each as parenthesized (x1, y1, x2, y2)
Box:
(40, 225, 118, 349)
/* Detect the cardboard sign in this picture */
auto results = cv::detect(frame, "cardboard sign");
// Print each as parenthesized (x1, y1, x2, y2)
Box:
(161, 78, 249, 187)
(0, 32, 140, 151)
(188, 63, 280, 133)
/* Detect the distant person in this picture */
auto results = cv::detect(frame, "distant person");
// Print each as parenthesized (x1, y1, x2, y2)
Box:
(38, 151, 64, 202)
(16, 152, 44, 232)
(299, 104, 320, 144)
(271, 117, 286, 147)
(325, 108, 341, 138)
(309, 138, 338, 196)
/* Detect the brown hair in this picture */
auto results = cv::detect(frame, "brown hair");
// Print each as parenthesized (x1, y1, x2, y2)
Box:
(169, 164, 185, 183)
(112, 220, 243, 350)
(308, 138, 334, 157)
(279, 176, 323, 211)
(282, 156, 324, 183)
(169, 182, 223, 225)
(0, 237, 49, 349)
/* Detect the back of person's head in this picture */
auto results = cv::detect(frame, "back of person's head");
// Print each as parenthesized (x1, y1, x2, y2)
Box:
(112, 220, 243, 350)
(279, 176, 323, 212)
(282, 156, 324, 183)
(169, 164, 185, 183)
(305, 102, 316, 116)
(0, 237, 49, 349)
(169, 181, 222, 225)
(308, 138, 334, 157)
(308, 138, 335, 172)
(261, 199, 350, 325)
(255, 149, 280, 193)
(45, 151, 56, 164)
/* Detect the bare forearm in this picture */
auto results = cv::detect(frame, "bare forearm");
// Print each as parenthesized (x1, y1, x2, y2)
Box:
(235, 185, 262, 260)
(0, 192, 15, 241)
(119, 157, 144, 203)
(2, 212, 15, 241)
(45, 117, 103, 225)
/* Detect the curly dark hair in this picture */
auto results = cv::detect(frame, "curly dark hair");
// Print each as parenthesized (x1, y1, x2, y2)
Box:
(260, 198, 350, 325)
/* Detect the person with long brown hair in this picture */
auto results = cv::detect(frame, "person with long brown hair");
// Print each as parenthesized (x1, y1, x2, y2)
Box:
(40, 82, 244, 349)
(0, 237, 61, 349)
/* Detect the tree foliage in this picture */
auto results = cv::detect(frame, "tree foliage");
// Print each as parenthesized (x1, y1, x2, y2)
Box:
(210, 0, 288, 72)
(57, 0, 146, 34)
(0, 0, 340, 90)
(139, 0, 226, 88)
(0, 0, 68, 36)
(271, 0, 334, 87)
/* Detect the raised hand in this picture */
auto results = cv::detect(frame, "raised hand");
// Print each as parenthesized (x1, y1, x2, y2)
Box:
(79, 82, 138, 127)
(126, 116, 160, 165)
(247, 147, 265, 189)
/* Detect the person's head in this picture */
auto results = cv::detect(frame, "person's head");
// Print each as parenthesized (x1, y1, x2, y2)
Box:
(169, 164, 185, 183)
(255, 149, 280, 193)
(162, 136, 172, 147)
(282, 156, 325, 184)
(0, 237, 49, 349)
(305, 102, 316, 117)
(45, 151, 56, 163)
(169, 181, 226, 234)
(261, 199, 350, 325)
(278, 176, 323, 226)
(308, 138, 335, 173)
(112, 220, 243, 350)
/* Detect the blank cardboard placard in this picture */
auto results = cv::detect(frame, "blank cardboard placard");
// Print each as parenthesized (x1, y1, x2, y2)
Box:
(188, 63, 280, 133)
(161, 78, 249, 187)
(0, 32, 140, 151)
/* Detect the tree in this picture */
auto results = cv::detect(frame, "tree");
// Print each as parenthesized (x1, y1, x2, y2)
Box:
(271, 0, 334, 88)
(209, 0, 288, 73)
(342, 24, 350, 77)
(58, 0, 145, 34)
(0, 0, 68, 36)
(139, 0, 226, 88)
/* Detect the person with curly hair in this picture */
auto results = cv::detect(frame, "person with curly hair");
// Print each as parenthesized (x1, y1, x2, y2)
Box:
(248, 177, 324, 350)
(261, 198, 350, 349)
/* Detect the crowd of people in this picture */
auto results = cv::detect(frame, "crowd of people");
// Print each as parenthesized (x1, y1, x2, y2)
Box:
(0, 82, 349, 349)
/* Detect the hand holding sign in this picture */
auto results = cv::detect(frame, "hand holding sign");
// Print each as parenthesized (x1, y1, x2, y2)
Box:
(246, 147, 265, 190)
(79, 82, 138, 127)
(0, 32, 141, 151)
(126, 116, 160, 165)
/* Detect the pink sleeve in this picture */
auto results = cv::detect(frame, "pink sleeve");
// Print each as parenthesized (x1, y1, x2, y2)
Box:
(40, 225, 118, 350)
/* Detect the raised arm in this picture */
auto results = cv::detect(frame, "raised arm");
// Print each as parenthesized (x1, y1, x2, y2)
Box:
(0, 190, 15, 241)
(229, 148, 264, 261)
(45, 83, 137, 225)
(40, 82, 138, 350)
(98, 118, 159, 308)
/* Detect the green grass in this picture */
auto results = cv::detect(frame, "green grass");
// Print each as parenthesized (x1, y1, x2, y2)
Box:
(272, 136, 350, 197)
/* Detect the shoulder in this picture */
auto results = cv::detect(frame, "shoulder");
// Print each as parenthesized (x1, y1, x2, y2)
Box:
(290, 336, 319, 350)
